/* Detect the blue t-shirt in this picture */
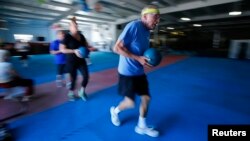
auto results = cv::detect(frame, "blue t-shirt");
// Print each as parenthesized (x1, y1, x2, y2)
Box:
(50, 40, 66, 64)
(118, 20, 150, 76)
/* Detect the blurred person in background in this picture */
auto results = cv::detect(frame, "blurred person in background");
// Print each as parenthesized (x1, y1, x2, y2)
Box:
(14, 40, 30, 67)
(50, 30, 71, 88)
(0, 45, 34, 101)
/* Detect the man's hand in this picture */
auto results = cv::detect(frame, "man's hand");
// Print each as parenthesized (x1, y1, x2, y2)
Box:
(137, 56, 153, 68)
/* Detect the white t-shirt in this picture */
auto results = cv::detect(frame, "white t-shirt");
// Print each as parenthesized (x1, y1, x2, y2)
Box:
(0, 49, 9, 62)
(0, 62, 13, 83)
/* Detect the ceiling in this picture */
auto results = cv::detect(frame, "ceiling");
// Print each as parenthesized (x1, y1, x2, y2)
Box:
(0, 0, 249, 31)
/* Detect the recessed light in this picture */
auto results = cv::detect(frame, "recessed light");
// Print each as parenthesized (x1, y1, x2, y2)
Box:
(181, 17, 191, 21)
(167, 27, 174, 30)
(193, 24, 202, 27)
(52, 0, 73, 4)
(229, 11, 242, 16)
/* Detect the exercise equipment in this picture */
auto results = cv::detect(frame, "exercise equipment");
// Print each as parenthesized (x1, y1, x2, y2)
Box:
(143, 48, 162, 66)
(78, 46, 89, 58)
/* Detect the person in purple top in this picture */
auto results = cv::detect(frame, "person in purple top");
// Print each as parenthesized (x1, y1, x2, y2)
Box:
(50, 30, 69, 87)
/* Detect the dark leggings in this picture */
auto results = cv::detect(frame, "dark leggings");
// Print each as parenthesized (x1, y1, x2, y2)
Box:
(19, 52, 28, 60)
(67, 59, 89, 91)
(0, 76, 34, 96)
(57, 64, 66, 75)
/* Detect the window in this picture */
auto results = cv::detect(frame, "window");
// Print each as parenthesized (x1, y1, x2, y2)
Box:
(14, 34, 33, 42)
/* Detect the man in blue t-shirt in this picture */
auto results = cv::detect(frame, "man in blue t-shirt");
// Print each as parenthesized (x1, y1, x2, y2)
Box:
(110, 5, 160, 137)
(50, 30, 68, 87)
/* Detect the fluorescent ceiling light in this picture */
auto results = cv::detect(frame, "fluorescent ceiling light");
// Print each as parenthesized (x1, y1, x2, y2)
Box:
(75, 16, 104, 22)
(67, 15, 109, 23)
(60, 19, 93, 25)
(76, 11, 90, 15)
(170, 32, 178, 35)
(167, 27, 174, 30)
(75, 10, 116, 20)
(229, 11, 242, 16)
(2, 6, 60, 16)
(60, 19, 71, 23)
(52, 0, 73, 4)
(2, 12, 54, 20)
(41, 4, 70, 11)
(181, 17, 191, 21)
(7, 17, 30, 22)
(35, 11, 61, 16)
(0, 28, 8, 30)
(2, 6, 32, 12)
(193, 24, 202, 27)
(77, 21, 96, 26)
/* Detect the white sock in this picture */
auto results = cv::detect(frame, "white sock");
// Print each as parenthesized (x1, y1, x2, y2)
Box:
(138, 116, 146, 128)
(56, 75, 62, 81)
(114, 107, 120, 114)
(68, 90, 74, 95)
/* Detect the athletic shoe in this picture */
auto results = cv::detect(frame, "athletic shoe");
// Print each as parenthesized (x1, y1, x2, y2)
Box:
(135, 126, 159, 137)
(66, 82, 71, 89)
(21, 96, 30, 102)
(78, 88, 87, 101)
(56, 80, 63, 87)
(110, 106, 120, 126)
(67, 91, 75, 101)
(3, 95, 13, 100)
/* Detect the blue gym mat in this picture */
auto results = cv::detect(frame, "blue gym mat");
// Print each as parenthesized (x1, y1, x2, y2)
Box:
(8, 57, 250, 141)
(10, 52, 119, 85)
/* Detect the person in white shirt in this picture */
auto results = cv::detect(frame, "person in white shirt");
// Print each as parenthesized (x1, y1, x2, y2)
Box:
(14, 40, 30, 67)
(0, 48, 34, 101)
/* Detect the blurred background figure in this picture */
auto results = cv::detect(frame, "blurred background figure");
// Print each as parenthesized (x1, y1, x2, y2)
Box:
(0, 46, 34, 102)
(14, 40, 30, 67)
(50, 30, 70, 88)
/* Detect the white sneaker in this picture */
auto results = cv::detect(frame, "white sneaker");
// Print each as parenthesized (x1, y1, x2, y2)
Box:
(135, 126, 159, 137)
(56, 80, 63, 87)
(78, 88, 87, 101)
(87, 62, 92, 65)
(66, 82, 71, 89)
(3, 95, 13, 100)
(21, 96, 30, 102)
(67, 91, 75, 101)
(110, 106, 120, 126)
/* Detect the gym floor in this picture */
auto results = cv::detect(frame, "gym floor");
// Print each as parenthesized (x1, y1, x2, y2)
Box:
(0, 52, 249, 141)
